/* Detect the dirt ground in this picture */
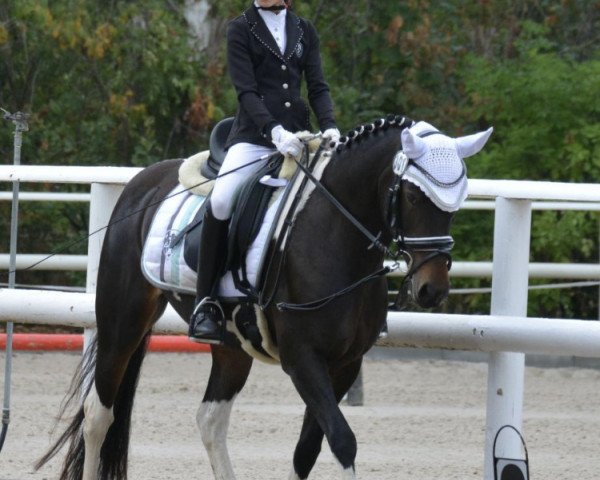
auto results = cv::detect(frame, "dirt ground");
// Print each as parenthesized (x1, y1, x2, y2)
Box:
(1, 349, 599, 479)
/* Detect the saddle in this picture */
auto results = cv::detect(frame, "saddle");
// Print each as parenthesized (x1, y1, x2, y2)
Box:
(181, 156, 284, 297)
(202, 116, 234, 180)
(175, 117, 285, 298)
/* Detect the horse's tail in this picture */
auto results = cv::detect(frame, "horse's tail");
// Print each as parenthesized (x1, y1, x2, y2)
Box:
(36, 332, 151, 480)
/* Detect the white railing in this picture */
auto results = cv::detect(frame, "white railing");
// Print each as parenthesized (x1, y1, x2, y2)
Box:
(0, 192, 90, 202)
(3, 253, 599, 280)
(1, 164, 600, 479)
(3, 287, 600, 357)
(2, 179, 599, 281)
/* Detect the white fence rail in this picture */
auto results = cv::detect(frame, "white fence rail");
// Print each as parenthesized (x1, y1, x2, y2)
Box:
(1, 164, 600, 480)
(2, 287, 600, 357)
(2, 172, 599, 282)
(0, 192, 90, 202)
(3, 253, 599, 280)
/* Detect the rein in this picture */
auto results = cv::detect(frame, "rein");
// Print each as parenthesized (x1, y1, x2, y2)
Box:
(292, 149, 389, 255)
(273, 145, 394, 312)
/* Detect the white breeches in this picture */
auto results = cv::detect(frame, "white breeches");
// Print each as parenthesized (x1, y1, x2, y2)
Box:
(211, 142, 277, 221)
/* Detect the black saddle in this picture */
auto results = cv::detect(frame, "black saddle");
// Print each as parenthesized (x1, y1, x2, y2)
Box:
(182, 152, 284, 298)
(177, 115, 286, 297)
(201, 117, 234, 180)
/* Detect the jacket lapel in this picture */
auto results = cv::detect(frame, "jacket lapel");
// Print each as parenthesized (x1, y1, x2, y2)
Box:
(243, 6, 285, 62)
(283, 11, 303, 61)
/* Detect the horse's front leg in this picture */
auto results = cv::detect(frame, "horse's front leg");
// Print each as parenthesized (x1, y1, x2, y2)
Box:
(283, 350, 358, 479)
(289, 358, 363, 480)
(197, 344, 253, 479)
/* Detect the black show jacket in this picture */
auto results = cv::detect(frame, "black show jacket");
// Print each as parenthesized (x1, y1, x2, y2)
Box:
(225, 5, 337, 149)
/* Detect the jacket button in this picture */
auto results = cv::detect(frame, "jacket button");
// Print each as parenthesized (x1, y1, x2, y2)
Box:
(282, 83, 289, 89)
(284, 102, 291, 108)
(281, 64, 287, 70)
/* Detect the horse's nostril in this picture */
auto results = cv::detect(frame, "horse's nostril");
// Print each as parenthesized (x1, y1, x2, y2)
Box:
(417, 283, 448, 307)
(417, 284, 430, 303)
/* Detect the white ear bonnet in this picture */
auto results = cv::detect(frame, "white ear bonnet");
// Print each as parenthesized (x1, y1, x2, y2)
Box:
(399, 121, 493, 212)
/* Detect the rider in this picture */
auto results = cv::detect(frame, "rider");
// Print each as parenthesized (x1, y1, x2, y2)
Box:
(189, 0, 341, 343)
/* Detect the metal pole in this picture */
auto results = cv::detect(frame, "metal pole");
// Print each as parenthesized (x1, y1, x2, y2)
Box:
(346, 369, 364, 406)
(0, 109, 29, 453)
(483, 197, 531, 479)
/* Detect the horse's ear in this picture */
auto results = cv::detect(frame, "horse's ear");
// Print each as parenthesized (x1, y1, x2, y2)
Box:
(454, 127, 493, 158)
(401, 128, 427, 159)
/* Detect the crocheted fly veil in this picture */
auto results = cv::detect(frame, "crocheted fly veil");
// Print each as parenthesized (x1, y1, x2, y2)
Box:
(401, 121, 493, 212)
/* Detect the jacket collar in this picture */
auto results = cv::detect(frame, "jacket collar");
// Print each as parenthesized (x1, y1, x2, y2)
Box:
(283, 9, 303, 60)
(243, 6, 303, 63)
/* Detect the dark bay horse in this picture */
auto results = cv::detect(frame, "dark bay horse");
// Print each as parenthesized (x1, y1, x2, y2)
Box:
(37, 116, 492, 479)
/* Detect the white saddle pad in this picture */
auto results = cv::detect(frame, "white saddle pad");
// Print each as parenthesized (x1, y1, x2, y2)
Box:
(141, 183, 285, 298)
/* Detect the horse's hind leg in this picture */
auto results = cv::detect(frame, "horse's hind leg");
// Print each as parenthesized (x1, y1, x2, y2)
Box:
(83, 282, 166, 480)
(197, 344, 253, 479)
(83, 383, 113, 479)
(289, 359, 363, 480)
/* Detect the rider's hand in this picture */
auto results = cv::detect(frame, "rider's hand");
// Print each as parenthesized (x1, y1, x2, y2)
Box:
(271, 125, 303, 159)
(322, 127, 341, 147)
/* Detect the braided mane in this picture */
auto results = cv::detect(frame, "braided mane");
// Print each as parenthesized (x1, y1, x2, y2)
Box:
(331, 114, 414, 153)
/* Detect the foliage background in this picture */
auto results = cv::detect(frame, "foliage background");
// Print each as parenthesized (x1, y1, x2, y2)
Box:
(0, 0, 599, 318)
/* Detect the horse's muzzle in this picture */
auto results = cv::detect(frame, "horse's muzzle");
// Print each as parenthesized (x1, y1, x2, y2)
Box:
(410, 254, 450, 308)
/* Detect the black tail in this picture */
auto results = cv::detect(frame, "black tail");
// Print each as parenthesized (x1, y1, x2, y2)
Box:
(36, 332, 151, 480)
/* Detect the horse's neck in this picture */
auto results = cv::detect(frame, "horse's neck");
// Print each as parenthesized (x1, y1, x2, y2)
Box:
(288, 133, 398, 269)
(321, 132, 399, 232)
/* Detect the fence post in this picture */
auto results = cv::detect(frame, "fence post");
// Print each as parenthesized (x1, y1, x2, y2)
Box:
(84, 183, 124, 351)
(484, 197, 532, 479)
(346, 369, 364, 406)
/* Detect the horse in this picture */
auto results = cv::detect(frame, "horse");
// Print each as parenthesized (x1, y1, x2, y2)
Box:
(36, 115, 492, 479)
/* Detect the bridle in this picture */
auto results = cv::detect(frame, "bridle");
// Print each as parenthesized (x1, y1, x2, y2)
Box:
(386, 131, 461, 282)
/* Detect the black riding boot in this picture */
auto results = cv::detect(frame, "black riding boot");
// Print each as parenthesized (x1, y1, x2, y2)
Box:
(189, 206, 229, 344)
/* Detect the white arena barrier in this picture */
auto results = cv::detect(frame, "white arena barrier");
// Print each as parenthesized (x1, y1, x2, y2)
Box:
(2, 287, 600, 357)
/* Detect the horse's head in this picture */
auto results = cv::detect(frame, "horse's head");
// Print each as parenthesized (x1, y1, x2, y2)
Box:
(388, 121, 493, 308)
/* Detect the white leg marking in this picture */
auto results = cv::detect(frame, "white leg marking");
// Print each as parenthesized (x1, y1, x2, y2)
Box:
(82, 383, 114, 480)
(288, 470, 303, 480)
(339, 463, 356, 479)
(197, 398, 237, 480)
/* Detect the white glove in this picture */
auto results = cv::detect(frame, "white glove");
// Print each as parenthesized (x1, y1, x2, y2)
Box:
(271, 125, 304, 159)
(322, 127, 341, 146)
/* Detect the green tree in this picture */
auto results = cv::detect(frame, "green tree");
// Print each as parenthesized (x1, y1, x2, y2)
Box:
(0, 1, 213, 290)
(0, 0, 598, 318)
(452, 17, 599, 319)
(0, 1, 212, 167)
